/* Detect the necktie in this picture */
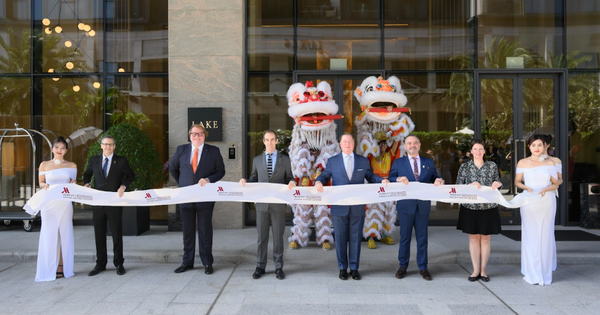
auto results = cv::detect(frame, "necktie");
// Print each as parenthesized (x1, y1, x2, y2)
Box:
(191, 147, 199, 173)
(103, 157, 109, 179)
(345, 155, 352, 180)
(412, 157, 419, 181)
(267, 153, 273, 178)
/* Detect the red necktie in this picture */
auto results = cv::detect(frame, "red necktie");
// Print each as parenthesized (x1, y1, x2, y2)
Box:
(412, 157, 419, 181)
(191, 148, 198, 173)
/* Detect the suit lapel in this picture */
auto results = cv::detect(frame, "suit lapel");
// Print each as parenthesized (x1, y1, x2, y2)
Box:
(404, 156, 416, 182)
(259, 152, 268, 177)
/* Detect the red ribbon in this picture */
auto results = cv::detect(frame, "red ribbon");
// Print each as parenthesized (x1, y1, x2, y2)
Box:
(297, 114, 343, 122)
(367, 108, 410, 113)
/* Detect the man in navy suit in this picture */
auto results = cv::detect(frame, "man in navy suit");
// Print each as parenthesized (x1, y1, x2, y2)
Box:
(169, 124, 225, 275)
(315, 133, 389, 281)
(389, 135, 444, 281)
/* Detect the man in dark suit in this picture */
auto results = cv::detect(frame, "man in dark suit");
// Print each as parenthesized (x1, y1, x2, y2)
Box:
(240, 130, 296, 280)
(389, 135, 444, 281)
(315, 133, 388, 281)
(169, 124, 225, 275)
(84, 135, 136, 276)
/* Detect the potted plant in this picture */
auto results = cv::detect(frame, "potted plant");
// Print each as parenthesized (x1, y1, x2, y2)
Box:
(84, 122, 163, 235)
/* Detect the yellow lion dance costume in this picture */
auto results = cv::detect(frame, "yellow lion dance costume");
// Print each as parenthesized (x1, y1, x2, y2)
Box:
(287, 81, 341, 250)
(354, 76, 414, 249)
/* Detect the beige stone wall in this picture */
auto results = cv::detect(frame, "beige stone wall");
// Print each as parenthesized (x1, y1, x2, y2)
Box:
(168, 0, 245, 229)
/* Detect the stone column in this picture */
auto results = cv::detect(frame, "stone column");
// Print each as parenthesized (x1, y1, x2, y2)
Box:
(168, 0, 244, 230)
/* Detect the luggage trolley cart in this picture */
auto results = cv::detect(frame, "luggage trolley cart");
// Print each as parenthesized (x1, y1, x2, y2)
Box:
(0, 123, 53, 232)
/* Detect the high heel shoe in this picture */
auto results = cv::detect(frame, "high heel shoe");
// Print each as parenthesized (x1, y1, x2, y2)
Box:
(56, 264, 64, 278)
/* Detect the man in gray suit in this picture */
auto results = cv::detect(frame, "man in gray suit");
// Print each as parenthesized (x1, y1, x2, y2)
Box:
(240, 130, 296, 280)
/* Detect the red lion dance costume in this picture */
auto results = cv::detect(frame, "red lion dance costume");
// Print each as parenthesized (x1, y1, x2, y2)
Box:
(354, 76, 414, 249)
(287, 81, 341, 250)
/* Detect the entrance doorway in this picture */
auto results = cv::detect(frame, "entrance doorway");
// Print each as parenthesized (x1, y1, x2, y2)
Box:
(475, 70, 567, 225)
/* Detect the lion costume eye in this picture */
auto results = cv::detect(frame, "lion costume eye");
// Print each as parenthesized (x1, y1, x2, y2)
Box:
(365, 86, 374, 92)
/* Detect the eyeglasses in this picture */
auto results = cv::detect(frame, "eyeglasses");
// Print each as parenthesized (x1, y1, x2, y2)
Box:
(101, 143, 115, 146)
(190, 133, 205, 137)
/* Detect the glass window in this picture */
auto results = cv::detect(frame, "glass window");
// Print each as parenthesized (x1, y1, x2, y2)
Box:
(384, 0, 473, 70)
(478, 0, 564, 69)
(40, 0, 103, 73)
(247, 0, 293, 71)
(0, 77, 31, 127)
(0, 0, 31, 73)
(297, 0, 380, 70)
(106, 0, 168, 73)
(566, 1, 600, 69)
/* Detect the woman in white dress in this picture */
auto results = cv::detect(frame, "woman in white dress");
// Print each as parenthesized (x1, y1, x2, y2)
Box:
(514, 135, 560, 285)
(35, 137, 77, 282)
(542, 134, 562, 272)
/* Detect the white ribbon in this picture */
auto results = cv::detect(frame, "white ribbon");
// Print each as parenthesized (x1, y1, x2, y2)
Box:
(24, 182, 541, 215)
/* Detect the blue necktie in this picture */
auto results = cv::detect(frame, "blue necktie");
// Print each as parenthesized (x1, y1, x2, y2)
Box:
(103, 157, 109, 179)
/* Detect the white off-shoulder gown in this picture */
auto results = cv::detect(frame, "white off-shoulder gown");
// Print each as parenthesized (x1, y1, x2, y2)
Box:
(35, 168, 77, 282)
(517, 165, 558, 286)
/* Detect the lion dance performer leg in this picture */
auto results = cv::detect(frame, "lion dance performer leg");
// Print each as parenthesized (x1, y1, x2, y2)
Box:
(287, 81, 341, 250)
(354, 76, 415, 249)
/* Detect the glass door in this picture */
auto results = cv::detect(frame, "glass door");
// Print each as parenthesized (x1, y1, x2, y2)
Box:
(477, 73, 560, 225)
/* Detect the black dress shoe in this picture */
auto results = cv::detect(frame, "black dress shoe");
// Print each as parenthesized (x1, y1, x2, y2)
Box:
(275, 268, 285, 280)
(252, 267, 265, 279)
(174, 263, 193, 274)
(339, 269, 348, 280)
(204, 265, 214, 274)
(116, 265, 126, 275)
(480, 275, 490, 282)
(468, 275, 480, 282)
(420, 269, 432, 281)
(88, 265, 106, 276)
(395, 267, 407, 279)
(351, 270, 361, 280)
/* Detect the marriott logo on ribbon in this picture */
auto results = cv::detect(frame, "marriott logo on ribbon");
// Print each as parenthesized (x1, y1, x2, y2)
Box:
(293, 190, 301, 196)
(60, 186, 93, 201)
(216, 186, 242, 197)
(144, 191, 171, 203)
(378, 187, 386, 193)
(62, 187, 70, 194)
(447, 186, 477, 200)
(449, 188, 457, 194)
(145, 193, 152, 199)
(217, 186, 224, 192)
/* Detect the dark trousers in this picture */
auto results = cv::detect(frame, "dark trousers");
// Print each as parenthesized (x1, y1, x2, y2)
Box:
(256, 205, 286, 269)
(180, 202, 215, 267)
(92, 206, 124, 267)
(332, 213, 364, 271)
(398, 205, 430, 270)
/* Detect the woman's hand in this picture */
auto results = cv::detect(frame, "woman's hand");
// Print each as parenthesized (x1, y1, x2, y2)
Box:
(491, 181, 502, 190)
(523, 186, 533, 194)
(469, 182, 481, 189)
(40, 183, 49, 190)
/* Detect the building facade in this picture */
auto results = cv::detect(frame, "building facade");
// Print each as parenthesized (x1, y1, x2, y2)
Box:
(1, 0, 600, 229)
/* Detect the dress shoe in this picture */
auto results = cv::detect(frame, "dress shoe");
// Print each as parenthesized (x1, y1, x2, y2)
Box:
(204, 265, 214, 275)
(468, 275, 480, 282)
(351, 270, 361, 280)
(480, 275, 490, 282)
(395, 267, 407, 279)
(252, 267, 265, 279)
(275, 268, 285, 280)
(339, 269, 348, 280)
(420, 269, 432, 281)
(116, 265, 126, 275)
(174, 263, 193, 274)
(88, 265, 106, 276)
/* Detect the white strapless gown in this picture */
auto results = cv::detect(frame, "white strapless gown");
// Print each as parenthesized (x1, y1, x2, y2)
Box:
(35, 168, 77, 282)
(518, 165, 558, 286)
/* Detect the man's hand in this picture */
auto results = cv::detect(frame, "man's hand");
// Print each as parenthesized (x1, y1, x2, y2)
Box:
(84, 184, 91, 188)
(469, 181, 482, 189)
(315, 181, 324, 193)
(434, 178, 444, 186)
(239, 178, 246, 187)
(288, 181, 297, 190)
(396, 177, 409, 185)
(381, 179, 390, 186)
(199, 178, 210, 187)
(118, 185, 126, 197)
(491, 181, 502, 190)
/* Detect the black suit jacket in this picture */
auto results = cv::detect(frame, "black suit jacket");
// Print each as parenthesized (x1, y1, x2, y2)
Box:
(169, 143, 225, 187)
(83, 154, 136, 192)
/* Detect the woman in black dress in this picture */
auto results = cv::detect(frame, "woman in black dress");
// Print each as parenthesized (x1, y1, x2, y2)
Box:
(456, 140, 503, 282)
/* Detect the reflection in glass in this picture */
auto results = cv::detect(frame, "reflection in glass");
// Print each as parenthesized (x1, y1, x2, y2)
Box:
(522, 78, 554, 136)
(478, 1, 564, 69)
(0, 78, 31, 127)
(385, 0, 472, 70)
(566, 2, 600, 69)
(0, 1, 31, 73)
(297, 0, 380, 70)
(106, 0, 168, 73)
(247, 0, 293, 71)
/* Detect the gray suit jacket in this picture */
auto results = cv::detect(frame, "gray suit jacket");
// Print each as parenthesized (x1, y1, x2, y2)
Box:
(247, 151, 294, 212)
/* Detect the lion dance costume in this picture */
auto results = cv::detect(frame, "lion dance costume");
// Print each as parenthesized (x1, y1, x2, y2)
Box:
(354, 76, 414, 249)
(287, 81, 341, 250)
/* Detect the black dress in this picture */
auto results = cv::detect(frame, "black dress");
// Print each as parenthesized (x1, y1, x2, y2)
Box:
(455, 160, 502, 235)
